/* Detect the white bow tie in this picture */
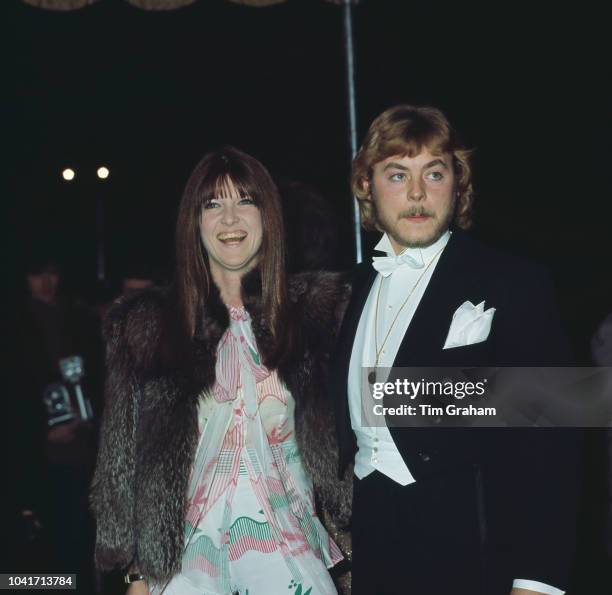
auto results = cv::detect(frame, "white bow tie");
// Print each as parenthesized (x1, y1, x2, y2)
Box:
(372, 252, 424, 277)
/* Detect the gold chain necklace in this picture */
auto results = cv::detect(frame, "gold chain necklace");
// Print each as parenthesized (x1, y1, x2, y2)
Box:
(369, 245, 445, 384)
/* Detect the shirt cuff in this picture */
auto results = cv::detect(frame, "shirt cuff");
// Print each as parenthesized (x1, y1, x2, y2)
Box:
(513, 578, 565, 595)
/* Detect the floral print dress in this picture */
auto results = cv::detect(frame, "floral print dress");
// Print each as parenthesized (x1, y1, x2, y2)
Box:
(150, 305, 341, 595)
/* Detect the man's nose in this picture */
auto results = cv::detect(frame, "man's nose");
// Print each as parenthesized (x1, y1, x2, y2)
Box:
(408, 179, 425, 201)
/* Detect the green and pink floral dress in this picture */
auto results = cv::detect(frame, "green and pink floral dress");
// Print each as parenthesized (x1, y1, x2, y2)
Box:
(150, 305, 341, 595)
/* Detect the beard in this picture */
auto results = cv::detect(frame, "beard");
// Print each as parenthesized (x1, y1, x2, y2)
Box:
(375, 204, 455, 249)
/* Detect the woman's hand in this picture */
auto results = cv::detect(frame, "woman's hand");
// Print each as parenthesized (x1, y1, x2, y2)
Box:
(126, 580, 150, 595)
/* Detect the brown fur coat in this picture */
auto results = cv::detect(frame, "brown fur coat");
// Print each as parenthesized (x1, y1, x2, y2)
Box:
(89, 270, 352, 582)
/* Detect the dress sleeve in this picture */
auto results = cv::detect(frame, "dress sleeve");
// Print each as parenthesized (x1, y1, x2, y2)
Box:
(89, 299, 140, 572)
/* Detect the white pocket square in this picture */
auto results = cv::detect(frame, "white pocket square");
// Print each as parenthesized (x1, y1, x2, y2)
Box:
(443, 300, 495, 350)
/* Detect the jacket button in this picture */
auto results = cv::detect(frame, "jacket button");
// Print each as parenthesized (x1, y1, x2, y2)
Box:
(419, 452, 431, 463)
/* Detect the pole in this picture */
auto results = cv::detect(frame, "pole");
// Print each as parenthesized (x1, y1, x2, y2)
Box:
(342, 0, 362, 263)
(96, 193, 105, 283)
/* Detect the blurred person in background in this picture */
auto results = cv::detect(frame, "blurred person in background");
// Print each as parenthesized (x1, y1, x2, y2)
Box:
(592, 314, 612, 367)
(98, 260, 163, 322)
(7, 252, 103, 591)
(590, 315, 612, 590)
(279, 180, 341, 274)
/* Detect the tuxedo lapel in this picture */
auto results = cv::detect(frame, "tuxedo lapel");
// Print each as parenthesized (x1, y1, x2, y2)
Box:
(393, 230, 481, 367)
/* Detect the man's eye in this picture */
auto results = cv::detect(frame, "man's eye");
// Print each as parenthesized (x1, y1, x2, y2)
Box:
(427, 171, 444, 182)
(389, 173, 406, 182)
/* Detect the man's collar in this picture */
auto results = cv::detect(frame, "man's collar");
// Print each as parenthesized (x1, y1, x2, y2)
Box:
(374, 230, 451, 267)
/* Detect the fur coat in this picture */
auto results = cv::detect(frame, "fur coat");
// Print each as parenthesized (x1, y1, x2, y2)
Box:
(89, 270, 352, 583)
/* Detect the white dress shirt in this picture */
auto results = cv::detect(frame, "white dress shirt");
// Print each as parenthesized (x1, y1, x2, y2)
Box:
(348, 231, 450, 485)
(347, 231, 564, 595)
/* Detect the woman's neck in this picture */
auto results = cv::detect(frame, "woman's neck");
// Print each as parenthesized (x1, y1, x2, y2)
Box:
(210, 265, 244, 308)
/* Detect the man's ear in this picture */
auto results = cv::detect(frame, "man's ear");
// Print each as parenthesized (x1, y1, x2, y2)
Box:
(362, 177, 371, 198)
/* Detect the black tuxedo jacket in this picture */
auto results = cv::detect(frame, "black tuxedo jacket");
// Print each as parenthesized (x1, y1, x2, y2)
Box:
(332, 229, 579, 590)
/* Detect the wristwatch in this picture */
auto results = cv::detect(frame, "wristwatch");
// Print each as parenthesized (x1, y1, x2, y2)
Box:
(124, 573, 146, 584)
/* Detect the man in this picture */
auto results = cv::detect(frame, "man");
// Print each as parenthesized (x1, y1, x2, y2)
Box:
(10, 255, 103, 591)
(332, 105, 578, 594)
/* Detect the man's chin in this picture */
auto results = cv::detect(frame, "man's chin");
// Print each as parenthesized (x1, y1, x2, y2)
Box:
(392, 230, 442, 249)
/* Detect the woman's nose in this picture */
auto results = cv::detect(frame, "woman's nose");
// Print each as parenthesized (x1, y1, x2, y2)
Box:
(221, 203, 239, 225)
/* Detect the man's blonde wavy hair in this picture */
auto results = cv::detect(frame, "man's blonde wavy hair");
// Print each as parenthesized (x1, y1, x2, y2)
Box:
(352, 104, 474, 231)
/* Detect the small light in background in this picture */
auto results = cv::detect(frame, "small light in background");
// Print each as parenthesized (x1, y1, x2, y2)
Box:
(62, 168, 75, 181)
(97, 166, 110, 180)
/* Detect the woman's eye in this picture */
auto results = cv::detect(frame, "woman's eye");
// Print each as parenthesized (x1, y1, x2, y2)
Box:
(427, 171, 444, 182)
(203, 200, 220, 209)
(239, 197, 255, 205)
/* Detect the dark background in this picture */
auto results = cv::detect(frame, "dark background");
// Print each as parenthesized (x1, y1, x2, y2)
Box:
(3, 0, 611, 360)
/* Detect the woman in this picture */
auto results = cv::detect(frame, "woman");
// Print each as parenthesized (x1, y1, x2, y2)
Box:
(90, 147, 350, 595)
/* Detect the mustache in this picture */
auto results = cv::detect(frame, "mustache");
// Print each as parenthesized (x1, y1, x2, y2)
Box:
(398, 208, 434, 219)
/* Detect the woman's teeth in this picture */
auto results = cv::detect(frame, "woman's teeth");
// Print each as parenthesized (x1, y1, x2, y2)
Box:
(218, 232, 246, 244)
